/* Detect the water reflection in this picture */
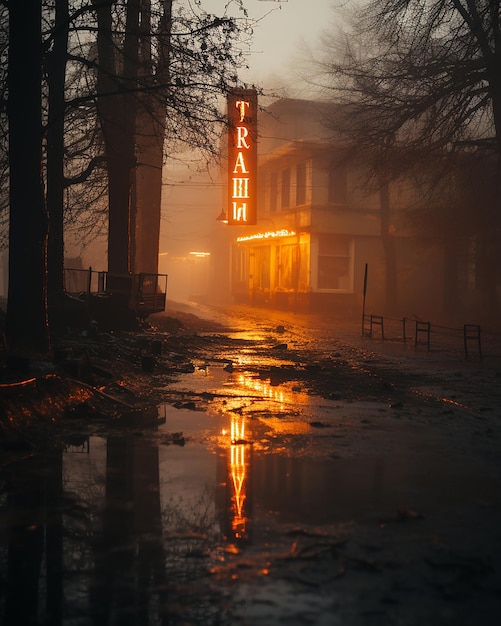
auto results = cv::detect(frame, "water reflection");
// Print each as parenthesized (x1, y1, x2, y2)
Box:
(0, 425, 222, 625)
(3, 452, 56, 626)
(2, 397, 497, 625)
(89, 435, 166, 624)
(0, 419, 385, 624)
(0, 406, 258, 623)
(220, 414, 252, 545)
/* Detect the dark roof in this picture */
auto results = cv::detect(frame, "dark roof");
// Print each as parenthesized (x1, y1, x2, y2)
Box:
(258, 98, 345, 154)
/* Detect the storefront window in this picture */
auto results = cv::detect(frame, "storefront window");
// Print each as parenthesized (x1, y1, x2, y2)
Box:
(253, 246, 271, 290)
(276, 242, 308, 292)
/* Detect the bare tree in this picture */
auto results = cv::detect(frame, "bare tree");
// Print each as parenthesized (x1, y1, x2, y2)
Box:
(91, 0, 253, 280)
(1, 0, 254, 344)
(314, 0, 501, 314)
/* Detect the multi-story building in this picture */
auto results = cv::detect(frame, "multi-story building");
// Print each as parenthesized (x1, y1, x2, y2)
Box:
(223, 97, 448, 317)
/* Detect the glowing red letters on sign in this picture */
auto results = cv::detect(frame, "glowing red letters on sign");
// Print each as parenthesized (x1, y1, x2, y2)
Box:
(227, 90, 257, 225)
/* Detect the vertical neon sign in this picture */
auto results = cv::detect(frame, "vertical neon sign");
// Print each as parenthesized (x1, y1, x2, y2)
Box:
(227, 89, 257, 225)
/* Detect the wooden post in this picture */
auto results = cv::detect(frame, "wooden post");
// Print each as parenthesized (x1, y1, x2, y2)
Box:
(87, 266, 92, 294)
(464, 324, 482, 360)
(361, 263, 368, 336)
(415, 320, 431, 350)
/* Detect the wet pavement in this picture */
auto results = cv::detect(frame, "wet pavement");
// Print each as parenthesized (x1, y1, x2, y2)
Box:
(1, 302, 501, 625)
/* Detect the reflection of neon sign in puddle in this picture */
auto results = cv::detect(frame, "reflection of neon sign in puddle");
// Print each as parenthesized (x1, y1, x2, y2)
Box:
(234, 372, 310, 407)
(229, 415, 249, 541)
(166, 364, 319, 446)
(219, 409, 315, 544)
(170, 363, 313, 409)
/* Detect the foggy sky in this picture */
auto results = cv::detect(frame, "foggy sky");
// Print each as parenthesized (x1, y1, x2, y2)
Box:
(204, 0, 337, 88)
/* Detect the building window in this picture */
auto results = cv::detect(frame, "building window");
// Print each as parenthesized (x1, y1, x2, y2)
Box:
(276, 244, 295, 290)
(269, 171, 278, 213)
(296, 161, 306, 205)
(253, 246, 271, 290)
(328, 165, 347, 205)
(317, 235, 353, 291)
(281, 168, 290, 209)
(275, 242, 308, 292)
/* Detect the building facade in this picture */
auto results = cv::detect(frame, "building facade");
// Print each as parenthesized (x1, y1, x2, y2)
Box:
(225, 98, 443, 316)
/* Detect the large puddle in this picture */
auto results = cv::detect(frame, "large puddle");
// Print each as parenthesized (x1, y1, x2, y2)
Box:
(1, 361, 500, 625)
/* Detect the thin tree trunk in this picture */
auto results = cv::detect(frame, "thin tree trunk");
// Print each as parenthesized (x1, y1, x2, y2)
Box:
(46, 0, 69, 329)
(475, 77, 501, 315)
(6, 0, 49, 354)
(443, 238, 459, 317)
(379, 181, 397, 313)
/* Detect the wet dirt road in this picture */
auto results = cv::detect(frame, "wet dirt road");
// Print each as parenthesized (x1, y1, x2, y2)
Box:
(1, 302, 501, 625)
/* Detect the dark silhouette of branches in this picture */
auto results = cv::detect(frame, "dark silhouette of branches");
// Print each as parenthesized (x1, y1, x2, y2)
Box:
(1, 0, 256, 345)
(309, 0, 501, 314)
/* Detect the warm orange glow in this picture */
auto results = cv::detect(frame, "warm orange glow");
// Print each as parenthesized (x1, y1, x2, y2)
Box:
(231, 413, 245, 443)
(233, 151, 249, 174)
(235, 99, 250, 122)
(236, 229, 296, 243)
(227, 89, 257, 225)
(237, 373, 287, 405)
(228, 414, 249, 540)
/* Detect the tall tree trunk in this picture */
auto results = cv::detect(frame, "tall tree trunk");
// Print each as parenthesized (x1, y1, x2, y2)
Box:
(379, 180, 397, 313)
(475, 216, 499, 316)
(476, 72, 501, 318)
(6, 0, 49, 354)
(443, 238, 459, 317)
(132, 117, 164, 275)
(46, 0, 69, 329)
(93, 0, 140, 277)
(131, 0, 172, 275)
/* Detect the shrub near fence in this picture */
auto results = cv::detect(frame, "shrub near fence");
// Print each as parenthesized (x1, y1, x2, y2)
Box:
(362, 314, 483, 359)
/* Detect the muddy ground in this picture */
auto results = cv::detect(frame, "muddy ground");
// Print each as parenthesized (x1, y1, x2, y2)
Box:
(1, 301, 501, 625)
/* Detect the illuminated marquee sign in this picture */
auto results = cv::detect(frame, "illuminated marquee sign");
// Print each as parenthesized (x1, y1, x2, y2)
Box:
(236, 229, 296, 243)
(227, 89, 258, 225)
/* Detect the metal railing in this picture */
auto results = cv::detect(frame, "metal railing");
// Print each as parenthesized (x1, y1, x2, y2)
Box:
(64, 267, 168, 316)
(362, 313, 484, 360)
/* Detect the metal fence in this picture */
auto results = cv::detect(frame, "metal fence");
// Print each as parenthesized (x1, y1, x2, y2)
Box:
(362, 313, 484, 359)
(64, 268, 168, 317)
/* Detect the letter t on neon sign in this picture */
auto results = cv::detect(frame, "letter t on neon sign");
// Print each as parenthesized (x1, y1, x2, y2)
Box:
(236, 100, 250, 122)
